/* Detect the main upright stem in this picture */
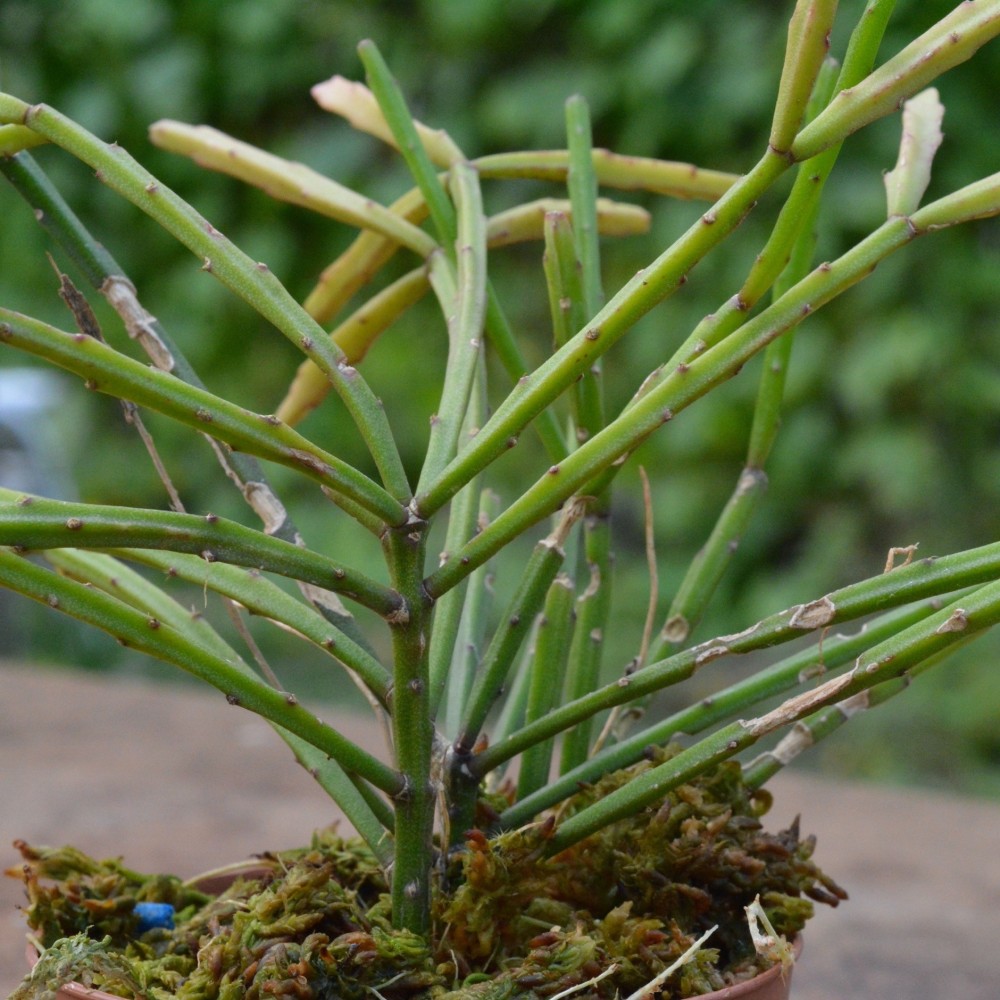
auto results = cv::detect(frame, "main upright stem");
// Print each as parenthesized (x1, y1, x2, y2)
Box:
(383, 517, 436, 933)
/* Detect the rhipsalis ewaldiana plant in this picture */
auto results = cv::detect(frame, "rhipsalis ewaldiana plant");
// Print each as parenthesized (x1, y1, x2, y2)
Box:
(3, 1, 1000, 997)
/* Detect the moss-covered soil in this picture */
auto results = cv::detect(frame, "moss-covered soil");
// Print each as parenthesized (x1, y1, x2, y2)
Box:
(8, 750, 844, 1000)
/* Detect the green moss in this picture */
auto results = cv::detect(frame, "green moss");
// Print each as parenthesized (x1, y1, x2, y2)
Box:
(7, 752, 843, 999)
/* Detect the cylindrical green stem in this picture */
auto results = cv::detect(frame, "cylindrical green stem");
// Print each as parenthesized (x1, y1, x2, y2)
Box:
(769, 0, 838, 154)
(415, 149, 792, 523)
(418, 161, 487, 493)
(444, 508, 579, 842)
(0, 306, 406, 529)
(742, 631, 973, 790)
(558, 508, 613, 774)
(382, 523, 436, 933)
(0, 547, 403, 795)
(516, 573, 576, 801)
(0, 494, 401, 618)
(501, 593, 950, 828)
(455, 507, 580, 755)
(472, 540, 1000, 778)
(278, 266, 430, 426)
(483, 285, 568, 463)
(0, 150, 384, 656)
(547, 580, 1000, 854)
(670, 59, 839, 368)
(427, 487, 480, 719)
(654, 62, 837, 653)
(426, 208, 937, 597)
(1, 96, 411, 502)
(660, 467, 769, 648)
(565, 95, 604, 318)
(358, 40, 456, 246)
(442, 490, 499, 737)
(110, 547, 390, 705)
(791, 0, 1000, 161)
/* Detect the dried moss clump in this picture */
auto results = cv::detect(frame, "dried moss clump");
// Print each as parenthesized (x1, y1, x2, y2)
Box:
(7, 752, 844, 1000)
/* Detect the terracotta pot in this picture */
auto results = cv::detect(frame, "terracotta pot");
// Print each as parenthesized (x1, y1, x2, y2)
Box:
(699, 942, 800, 1000)
(26, 867, 800, 1000)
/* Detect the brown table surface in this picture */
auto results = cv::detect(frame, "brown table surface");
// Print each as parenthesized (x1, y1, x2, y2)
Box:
(2, 662, 998, 999)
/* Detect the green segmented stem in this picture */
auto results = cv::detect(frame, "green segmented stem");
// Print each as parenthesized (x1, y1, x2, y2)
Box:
(107, 547, 390, 704)
(472, 541, 1000, 778)
(278, 266, 430, 426)
(558, 508, 612, 774)
(626, 6, 898, 658)
(415, 3, 1000, 536)
(0, 95, 411, 503)
(516, 574, 576, 802)
(547, 579, 1000, 854)
(671, 61, 840, 368)
(0, 152, 382, 654)
(415, 149, 791, 527)
(544, 210, 586, 352)
(769, 0, 839, 154)
(430, 372, 496, 733)
(455, 512, 577, 756)
(0, 547, 403, 796)
(791, 0, 1000, 161)
(542, 210, 586, 448)
(565, 95, 604, 318)
(427, 172, 1000, 599)
(0, 308, 405, 527)
(542, 209, 605, 450)
(418, 161, 488, 493)
(277, 197, 645, 428)
(285, 741, 395, 862)
(47, 548, 241, 661)
(427, 487, 480, 719)
(660, 467, 770, 649)
(358, 40, 456, 247)
(741, 630, 979, 790)
(501, 593, 953, 827)
(0, 494, 401, 618)
(356, 48, 451, 907)
(483, 284, 568, 463)
(0, 152, 302, 530)
(382, 523, 436, 933)
(655, 62, 840, 652)
(558, 94, 614, 773)
(441, 489, 498, 738)
(43, 547, 394, 853)
(0, 123, 46, 154)
(667, 1, 893, 370)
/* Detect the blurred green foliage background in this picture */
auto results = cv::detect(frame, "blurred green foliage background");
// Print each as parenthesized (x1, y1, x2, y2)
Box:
(1, 0, 998, 796)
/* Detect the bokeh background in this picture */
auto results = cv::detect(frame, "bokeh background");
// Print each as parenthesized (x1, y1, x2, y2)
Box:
(1, 0, 999, 795)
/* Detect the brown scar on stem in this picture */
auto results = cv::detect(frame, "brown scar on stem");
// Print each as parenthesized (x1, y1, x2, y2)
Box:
(934, 608, 968, 634)
(743, 671, 855, 737)
(694, 643, 729, 666)
(788, 595, 836, 630)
